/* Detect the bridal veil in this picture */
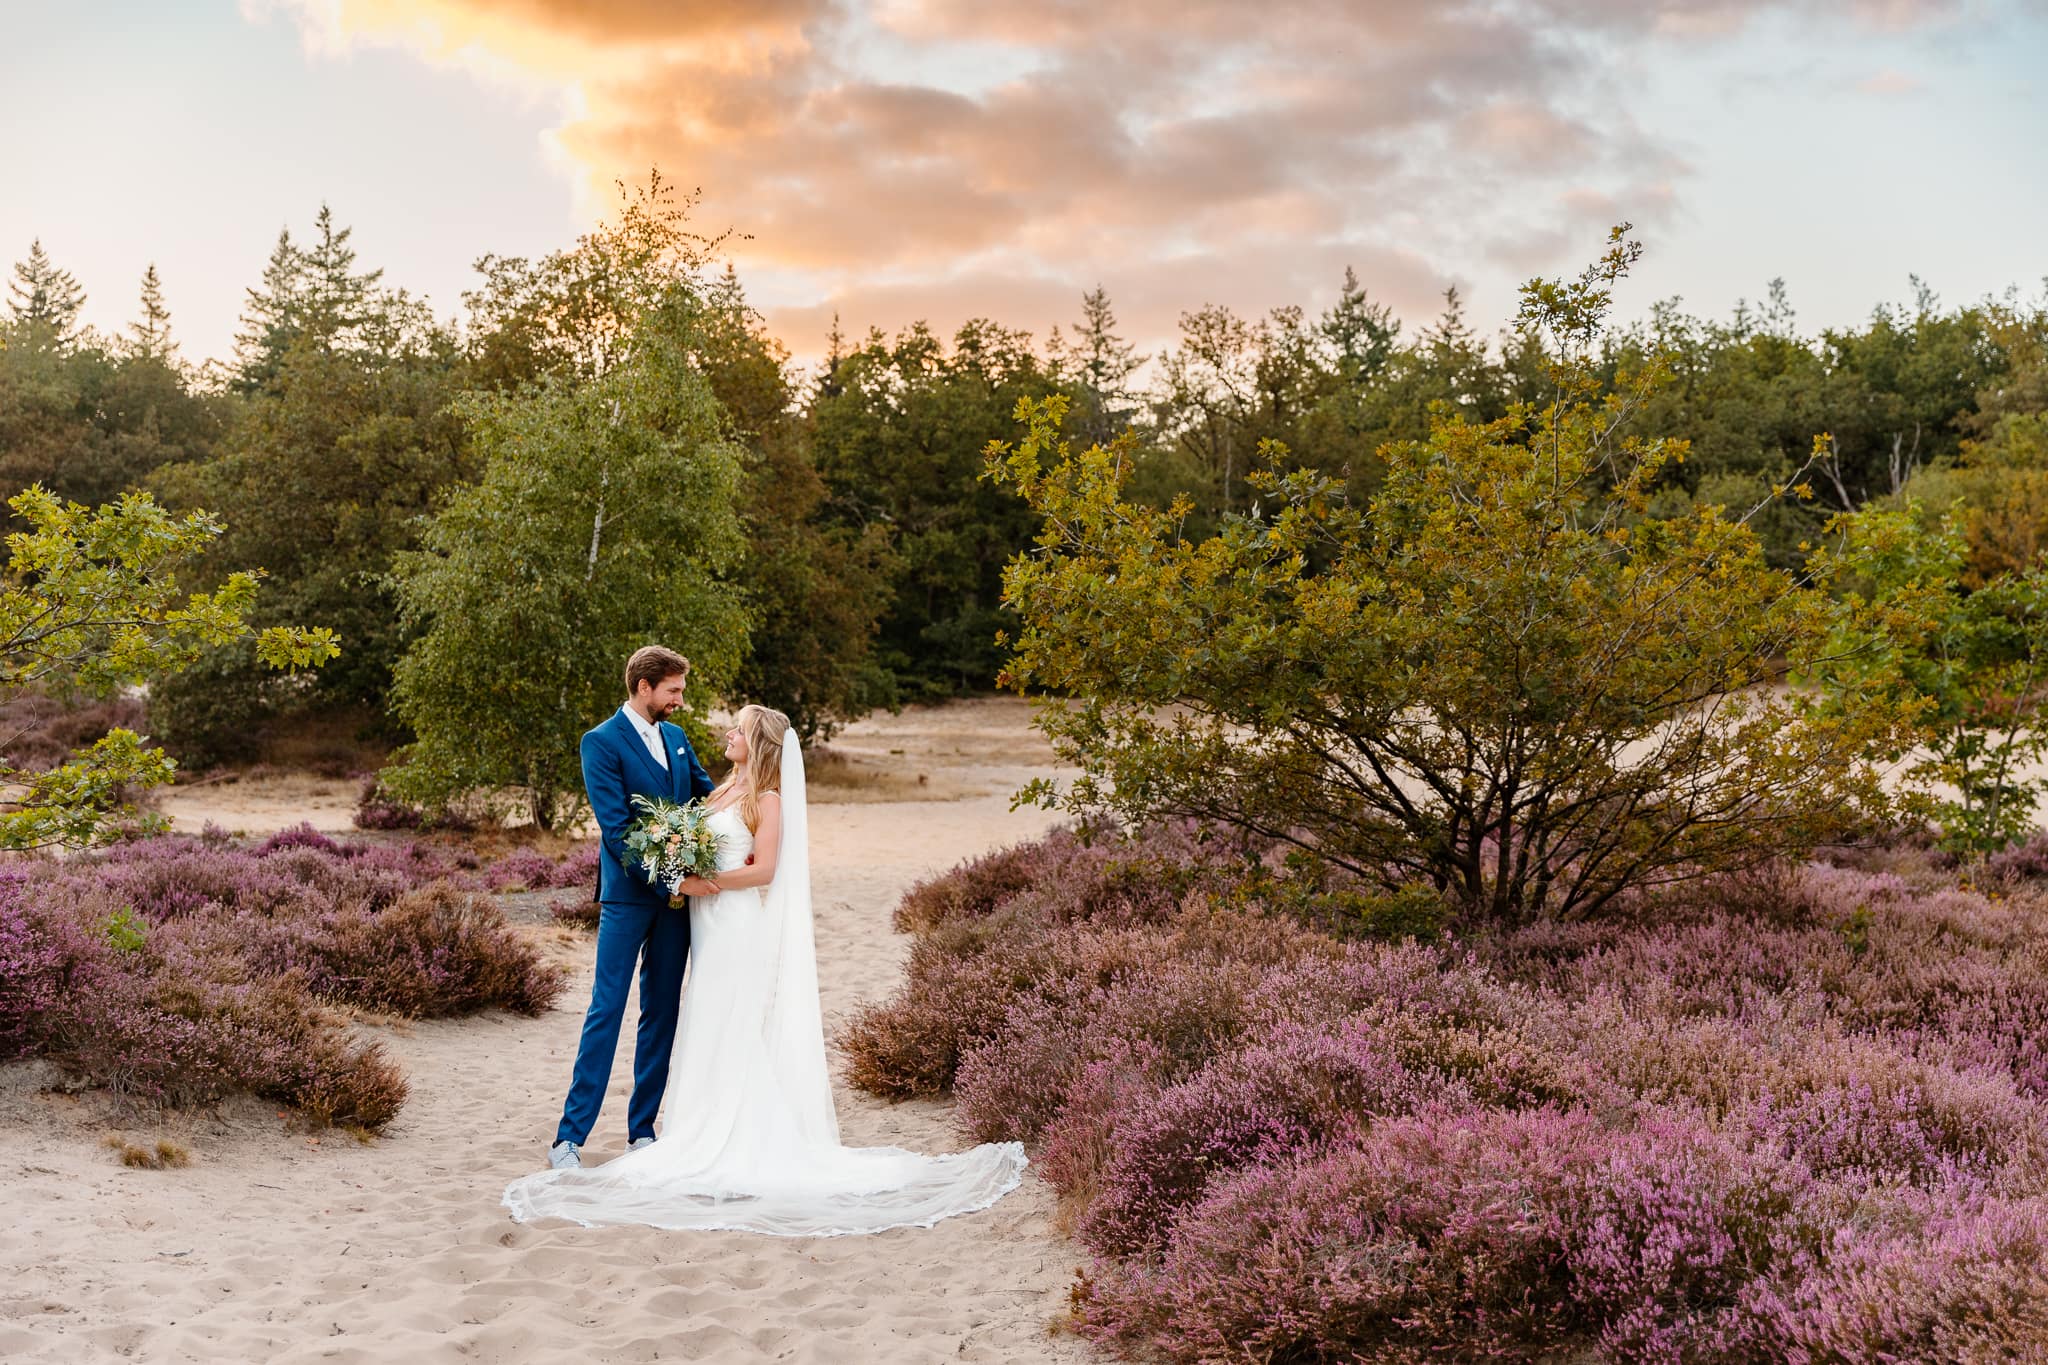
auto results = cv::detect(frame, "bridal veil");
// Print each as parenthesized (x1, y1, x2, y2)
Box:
(503, 734, 1026, 1235)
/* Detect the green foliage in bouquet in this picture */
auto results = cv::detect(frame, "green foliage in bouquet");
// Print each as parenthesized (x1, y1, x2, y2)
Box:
(986, 229, 1926, 925)
(621, 795, 723, 894)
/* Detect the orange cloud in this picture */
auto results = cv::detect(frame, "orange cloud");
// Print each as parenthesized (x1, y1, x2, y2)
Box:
(260, 0, 1977, 360)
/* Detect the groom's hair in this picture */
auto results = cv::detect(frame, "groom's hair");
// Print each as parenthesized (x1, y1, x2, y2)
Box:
(625, 645, 691, 695)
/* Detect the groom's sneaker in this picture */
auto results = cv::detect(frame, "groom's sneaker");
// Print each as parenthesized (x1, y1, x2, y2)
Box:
(548, 1140, 581, 1170)
(627, 1137, 656, 1153)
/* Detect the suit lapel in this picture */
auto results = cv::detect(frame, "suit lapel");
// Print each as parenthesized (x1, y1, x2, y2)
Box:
(613, 710, 669, 791)
(663, 725, 687, 799)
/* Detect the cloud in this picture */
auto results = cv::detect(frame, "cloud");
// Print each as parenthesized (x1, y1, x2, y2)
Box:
(257, 0, 1984, 362)
(1857, 67, 1926, 94)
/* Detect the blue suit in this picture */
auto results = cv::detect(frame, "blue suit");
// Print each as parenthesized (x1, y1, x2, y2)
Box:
(557, 707, 716, 1146)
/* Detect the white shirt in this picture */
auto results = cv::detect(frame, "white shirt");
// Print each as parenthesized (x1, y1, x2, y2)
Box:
(620, 703, 670, 772)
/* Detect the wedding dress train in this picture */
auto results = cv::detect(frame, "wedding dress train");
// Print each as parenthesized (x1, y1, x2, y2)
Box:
(502, 738, 1026, 1235)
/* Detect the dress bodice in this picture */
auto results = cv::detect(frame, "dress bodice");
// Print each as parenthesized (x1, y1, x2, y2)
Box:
(706, 803, 755, 873)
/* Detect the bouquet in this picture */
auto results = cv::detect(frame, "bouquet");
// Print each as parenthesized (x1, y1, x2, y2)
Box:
(622, 795, 724, 897)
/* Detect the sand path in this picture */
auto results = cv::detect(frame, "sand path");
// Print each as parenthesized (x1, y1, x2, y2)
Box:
(2, 702, 1094, 1364)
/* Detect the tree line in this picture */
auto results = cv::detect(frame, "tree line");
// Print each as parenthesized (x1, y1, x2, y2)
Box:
(3, 180, 2043, 845)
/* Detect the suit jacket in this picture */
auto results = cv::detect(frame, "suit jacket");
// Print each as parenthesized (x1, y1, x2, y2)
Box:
(583, 708, 717, 909)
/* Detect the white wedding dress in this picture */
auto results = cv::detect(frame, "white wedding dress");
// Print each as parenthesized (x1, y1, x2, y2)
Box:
(502, 738, 1026, 1235)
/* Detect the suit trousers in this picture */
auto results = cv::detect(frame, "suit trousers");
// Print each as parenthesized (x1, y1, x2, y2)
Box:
(555, 899, 691, 1145)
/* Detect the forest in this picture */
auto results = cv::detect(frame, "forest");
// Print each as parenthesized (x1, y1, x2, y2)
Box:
(6, 179, 2042, 852)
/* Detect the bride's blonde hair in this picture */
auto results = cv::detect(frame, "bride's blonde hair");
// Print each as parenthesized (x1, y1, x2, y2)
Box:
(716, 704, 791, 832)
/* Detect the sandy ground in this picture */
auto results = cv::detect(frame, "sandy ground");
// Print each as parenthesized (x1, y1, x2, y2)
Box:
(2, 700, 1097, 1364)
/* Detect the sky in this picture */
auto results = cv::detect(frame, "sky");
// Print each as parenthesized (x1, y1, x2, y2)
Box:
(3, 0, 2044, 374)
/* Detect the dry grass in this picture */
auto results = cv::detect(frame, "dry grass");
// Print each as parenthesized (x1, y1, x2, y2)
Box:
(103, 1135, 191, 1169)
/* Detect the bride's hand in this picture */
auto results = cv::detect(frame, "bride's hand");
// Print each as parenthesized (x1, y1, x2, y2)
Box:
(676, 875, 720, 897)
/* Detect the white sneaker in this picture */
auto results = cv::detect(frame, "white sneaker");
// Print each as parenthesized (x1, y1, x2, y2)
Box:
(548, 1140, 581, 1170)
(627, 1136, 655, 1153)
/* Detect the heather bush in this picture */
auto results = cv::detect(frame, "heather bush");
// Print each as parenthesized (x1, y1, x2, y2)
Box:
(548, 842, 600, 890)
(1763, 1188, 2048, 1361)
(982, 943, 1496, 1225)
(1075, 1109, 1604, 1363)
(256, 823, 342, 856)
(548, 894, 601, 929)
(482, 846, 558, 892)
(1075, 1018, 1459, 1257)
(856, 820, 2048, 1363)
(86, 838, 320, 920)
(263, 883, 563, 1018)
(893, 819, 1283, 935)
(1491, 864, 2048, 1104)
(953, 949, 1273, 1144)
(1981, 829, 2048, 882)
(13, 898, 410, 1126)
(1563, 1115, 1823, 1362)
(352, 776, 424, 831)
(894, 830, 1076, 932)
(483, 843, 599, 893)
(0, 827, 565, 1130)
(0, 868, 106, 1052)
(847, 897, 1337, 1104)
(843, 904, 1147, 1098)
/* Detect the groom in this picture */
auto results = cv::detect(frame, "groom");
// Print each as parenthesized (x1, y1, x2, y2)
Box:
(549, 645, 716, 1170)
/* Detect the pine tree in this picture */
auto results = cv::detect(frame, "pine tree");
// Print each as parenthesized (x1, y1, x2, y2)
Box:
(127, 263, 177, 361)
(1762, 276, 1797, 338)
(817, 312, 848, 401)
(300, 204, 381, 342)
(7, 238, 87, 349)
(234, 228, 304, 389)
(1320, 266, 1398, 387)
(1065, 285, 1143, 443)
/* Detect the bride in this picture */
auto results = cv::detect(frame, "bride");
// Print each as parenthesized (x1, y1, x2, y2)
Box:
(503, 704, 1026, 1235)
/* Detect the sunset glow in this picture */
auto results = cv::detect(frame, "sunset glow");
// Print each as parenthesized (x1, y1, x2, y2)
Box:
(7, 0, 2044, 367)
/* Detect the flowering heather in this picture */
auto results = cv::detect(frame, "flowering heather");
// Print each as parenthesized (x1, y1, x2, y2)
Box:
(0, 867, 102, 1053)
(1076, 1018, 1461, 1257)
(482, 843, 598, 893)
(854, 822, 2048, 1362)
(952, 947, 1275, 1144)
(243, 883, 564, 1018)
(1981, 829, 2048, 883)
(548, 894, 601, 929)
(484, 846, 563, 892)
(890, 819, 1272, 935)
(1073, 1109, 1604, 1363)
(352, 776, 424, 831)
(1761, 1187, 2048, 1361)
(0, 828, 566, 1129)
(1562, 1114, 1824, 1362)
(3, 877, 409, 1125)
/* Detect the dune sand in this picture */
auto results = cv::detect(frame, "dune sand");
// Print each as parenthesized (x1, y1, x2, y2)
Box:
(1, 701, 1096, 1363)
